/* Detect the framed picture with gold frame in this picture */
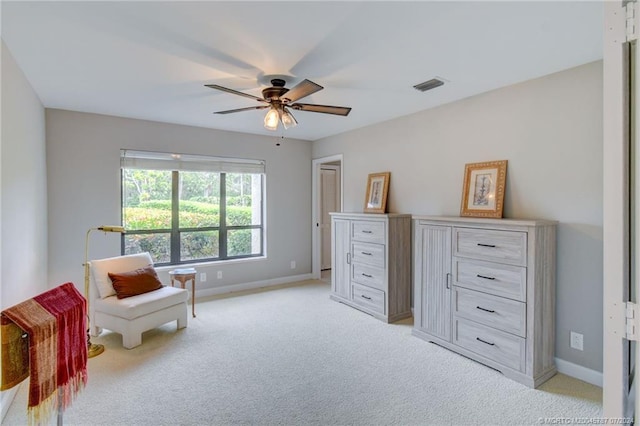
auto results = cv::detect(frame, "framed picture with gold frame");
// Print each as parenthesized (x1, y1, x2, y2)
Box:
(460, 160, 507, 218)
(364, 172, 390, 213)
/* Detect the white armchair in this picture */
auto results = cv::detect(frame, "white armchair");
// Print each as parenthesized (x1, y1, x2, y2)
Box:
(89, 252, 188, 349)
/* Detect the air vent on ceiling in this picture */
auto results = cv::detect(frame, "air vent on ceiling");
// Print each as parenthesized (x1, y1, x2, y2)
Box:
(413, 78, 445, 92)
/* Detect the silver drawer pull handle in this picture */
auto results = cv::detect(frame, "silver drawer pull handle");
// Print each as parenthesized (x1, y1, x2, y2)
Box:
(476, 274, 496, 281)
(476, 337, 495, 346)
(476, 306, 495, 313)
(477, 243, 496, 248)
(362, 273, 373, 278)
(362, 230, 373, 234)
(361, 295, 372, 300)
(361, 252, 372, 256)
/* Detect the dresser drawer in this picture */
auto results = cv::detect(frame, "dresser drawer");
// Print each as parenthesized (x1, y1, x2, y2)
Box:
(453, 228, 527, 266)
(352, 242, 385, 267)
(352, 221, 386, 244)
(454, 318, 525, 372)
(453, 258, 526, 302)
(352, 263, 385, 291)
(453, 287, 526, 337)
(351, 283, 385, 315)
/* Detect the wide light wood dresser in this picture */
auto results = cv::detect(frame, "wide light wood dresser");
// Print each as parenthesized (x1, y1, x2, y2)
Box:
(330, 212, 412, 323)
(412, 216, 557, 388)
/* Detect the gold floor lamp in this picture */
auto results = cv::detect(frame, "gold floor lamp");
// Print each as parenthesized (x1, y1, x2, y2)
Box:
(84, 225, 126, 358)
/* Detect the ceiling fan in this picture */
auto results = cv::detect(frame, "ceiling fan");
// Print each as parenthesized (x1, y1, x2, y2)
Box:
(205, 78, 351, 131)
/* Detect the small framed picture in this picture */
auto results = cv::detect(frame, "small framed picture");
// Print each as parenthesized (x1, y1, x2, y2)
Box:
(460, 160, 507, 218)
(364, 172, 390, 214)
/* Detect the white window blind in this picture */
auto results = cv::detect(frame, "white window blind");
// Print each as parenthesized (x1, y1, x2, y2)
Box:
(121, 149, 266, 174)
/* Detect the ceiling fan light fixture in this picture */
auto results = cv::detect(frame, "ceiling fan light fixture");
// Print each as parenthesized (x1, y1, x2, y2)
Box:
(264, 107, 280, 131)
(207, 78, 351, 130)
(281, 109, 298, 129)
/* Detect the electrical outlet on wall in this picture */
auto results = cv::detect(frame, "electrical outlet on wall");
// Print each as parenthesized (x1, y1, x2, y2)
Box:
(570, 331, 584, 351)
(200, 272, 207, 282)
(290, 260, 296, 269)
(217, 271, 223, 279)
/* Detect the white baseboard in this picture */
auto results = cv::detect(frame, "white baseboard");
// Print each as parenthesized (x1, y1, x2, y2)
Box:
(195, 273, 314, 299)
(1, 385, 20, 423)
(555, 357, 602, 387)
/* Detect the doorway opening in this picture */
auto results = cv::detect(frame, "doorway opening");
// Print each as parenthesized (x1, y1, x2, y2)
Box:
(311, 155, 343, 282)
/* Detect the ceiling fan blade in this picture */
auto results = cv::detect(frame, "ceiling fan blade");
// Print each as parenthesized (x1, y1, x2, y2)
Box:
(205, 84, 267, 103)
(281, 79, 323, 103)
(214, 105, 270, 115)
(289, 103, 352, 116)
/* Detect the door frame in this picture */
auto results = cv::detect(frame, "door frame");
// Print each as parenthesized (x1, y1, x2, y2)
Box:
(603, 1, 634, 419)
(311, 154, 344, 279)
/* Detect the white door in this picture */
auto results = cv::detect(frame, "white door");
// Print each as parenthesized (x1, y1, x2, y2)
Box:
(320, 165, 340, 270)
(603, 1, 636, 420)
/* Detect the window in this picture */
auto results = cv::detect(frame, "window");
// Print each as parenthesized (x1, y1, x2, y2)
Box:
(120, 150, 265, 265)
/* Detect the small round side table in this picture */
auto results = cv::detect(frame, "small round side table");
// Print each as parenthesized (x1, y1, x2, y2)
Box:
(169, 269, 197, 317)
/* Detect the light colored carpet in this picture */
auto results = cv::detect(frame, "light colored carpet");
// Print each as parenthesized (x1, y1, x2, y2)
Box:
(3, 280, 602, 425)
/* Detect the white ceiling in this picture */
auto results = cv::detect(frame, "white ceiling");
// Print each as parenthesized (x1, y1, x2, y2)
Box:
(1, 1, 603, 142)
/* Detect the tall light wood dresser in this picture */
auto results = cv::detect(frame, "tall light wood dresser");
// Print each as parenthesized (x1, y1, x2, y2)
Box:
(330, 213, 412, 323)
(412, 216, 557, 388)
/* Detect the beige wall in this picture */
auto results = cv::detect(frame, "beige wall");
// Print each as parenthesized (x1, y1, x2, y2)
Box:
(0, 41, 48, 308)
(45, 110, 312, 295)
(1, 40, 48, 419)
(313, 61, 603, 372)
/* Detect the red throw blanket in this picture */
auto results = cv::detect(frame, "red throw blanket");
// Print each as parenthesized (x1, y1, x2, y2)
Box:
(1, 282, 88, 425)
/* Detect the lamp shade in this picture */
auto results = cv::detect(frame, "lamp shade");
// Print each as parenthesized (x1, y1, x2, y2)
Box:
(264, 108, 280, 131)
(281, 109, 298, 129)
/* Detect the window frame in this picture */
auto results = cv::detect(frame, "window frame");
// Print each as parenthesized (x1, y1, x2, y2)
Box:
(120, 152, 265, 266)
